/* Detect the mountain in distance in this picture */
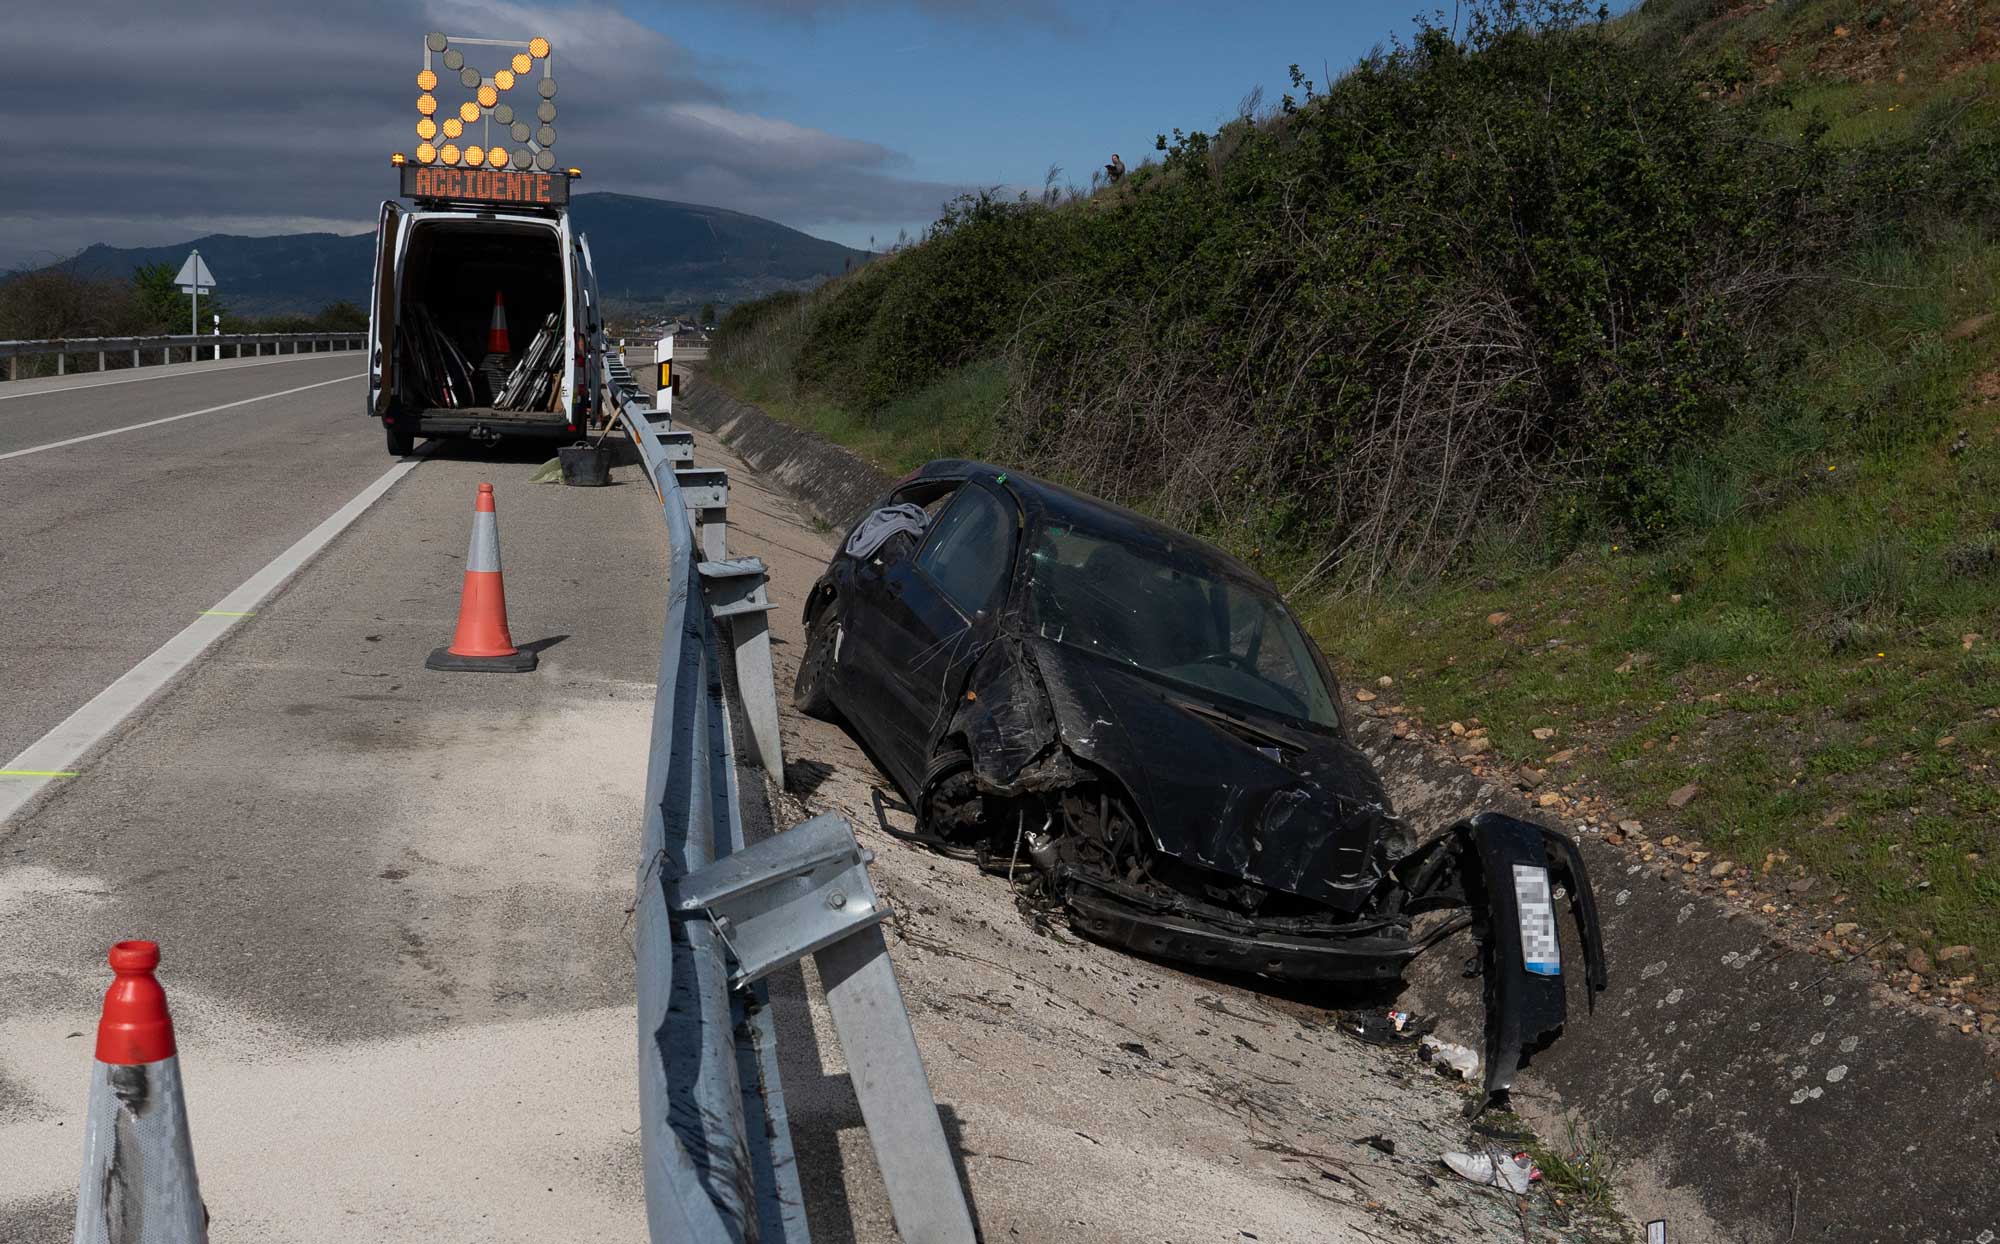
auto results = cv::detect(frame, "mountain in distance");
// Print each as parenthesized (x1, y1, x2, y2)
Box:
(54, 192, 870, 316)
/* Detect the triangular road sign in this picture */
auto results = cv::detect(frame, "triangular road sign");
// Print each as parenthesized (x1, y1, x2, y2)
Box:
(173, 250, 216, 289)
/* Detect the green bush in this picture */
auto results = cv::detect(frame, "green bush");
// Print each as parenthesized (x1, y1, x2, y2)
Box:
(715, 0, 1990, 587)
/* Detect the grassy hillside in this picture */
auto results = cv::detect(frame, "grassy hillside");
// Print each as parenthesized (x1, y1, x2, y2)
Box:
(708, 0, 1999, 1018)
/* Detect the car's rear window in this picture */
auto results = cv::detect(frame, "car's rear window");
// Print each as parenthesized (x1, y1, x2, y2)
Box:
(914, 484, 1013, 614)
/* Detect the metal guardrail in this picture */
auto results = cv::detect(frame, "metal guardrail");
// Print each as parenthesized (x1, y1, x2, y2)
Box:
(608, 359, 975, 1243)
(0, 332, 364, 379)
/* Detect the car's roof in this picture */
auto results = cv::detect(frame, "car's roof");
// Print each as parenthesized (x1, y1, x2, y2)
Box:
(911, 459, 1276, 593)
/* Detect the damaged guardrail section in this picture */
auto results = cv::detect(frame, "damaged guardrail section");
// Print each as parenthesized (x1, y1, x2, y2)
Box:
(610, 353, 975, 1243)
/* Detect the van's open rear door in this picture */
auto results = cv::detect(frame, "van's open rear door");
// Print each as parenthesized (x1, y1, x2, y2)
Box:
(577, 232, 603, 424)
(368, 200, 400, 418)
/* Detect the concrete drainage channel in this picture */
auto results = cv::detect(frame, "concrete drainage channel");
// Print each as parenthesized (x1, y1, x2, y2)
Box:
(669, 372, 1999, 1244)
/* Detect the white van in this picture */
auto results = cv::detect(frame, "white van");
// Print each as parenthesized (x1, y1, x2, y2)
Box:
(367, 166, 603, 456)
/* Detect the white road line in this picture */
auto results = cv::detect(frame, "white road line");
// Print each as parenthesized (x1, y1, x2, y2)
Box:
(0, 451, 424, 825)
(0, 351, 352, 401)
(0, 373, 362, 461)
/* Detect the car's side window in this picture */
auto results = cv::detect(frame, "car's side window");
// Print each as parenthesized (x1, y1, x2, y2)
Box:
(912, 485, 1014, 616)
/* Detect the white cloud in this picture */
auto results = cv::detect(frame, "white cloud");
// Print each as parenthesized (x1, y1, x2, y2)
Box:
(0, 0, 970, 267)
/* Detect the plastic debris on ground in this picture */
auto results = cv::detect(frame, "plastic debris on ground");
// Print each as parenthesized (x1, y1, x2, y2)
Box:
(1441, 1149, 1541, 1194)
(1337, 1007, 1436, 1047)
(1418, 1034, 1481, 1081)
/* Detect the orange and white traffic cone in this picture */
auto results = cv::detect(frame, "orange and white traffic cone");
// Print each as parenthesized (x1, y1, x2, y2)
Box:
(427, 482, 537, 672)
(73, 940, 208, 1243)
(486, 291, 510, 355)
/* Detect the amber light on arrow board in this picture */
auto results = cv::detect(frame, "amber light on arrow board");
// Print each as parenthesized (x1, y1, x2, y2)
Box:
(528, 36, 550, 58)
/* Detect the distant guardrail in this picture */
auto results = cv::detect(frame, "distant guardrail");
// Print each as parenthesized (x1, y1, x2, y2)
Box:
(606, 345, 975, 1243)
(0, 332, 364, 380)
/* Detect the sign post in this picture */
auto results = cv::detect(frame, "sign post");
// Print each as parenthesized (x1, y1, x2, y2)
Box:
(173, 250, 217, 351)
(654, 334, 673, 417)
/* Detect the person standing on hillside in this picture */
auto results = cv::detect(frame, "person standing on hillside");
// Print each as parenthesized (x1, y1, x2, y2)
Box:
(1105, 153, 1125, 183)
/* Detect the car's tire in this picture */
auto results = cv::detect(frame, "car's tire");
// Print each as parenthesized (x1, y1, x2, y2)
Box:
(794, 600, 840, 721)
(384, 420, 414, 457)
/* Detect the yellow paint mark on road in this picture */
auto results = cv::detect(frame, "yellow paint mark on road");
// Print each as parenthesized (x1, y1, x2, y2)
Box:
(0, 770, 78, 778)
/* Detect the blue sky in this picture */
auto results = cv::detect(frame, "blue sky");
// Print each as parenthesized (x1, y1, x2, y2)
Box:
(633, 0, 1462, 248)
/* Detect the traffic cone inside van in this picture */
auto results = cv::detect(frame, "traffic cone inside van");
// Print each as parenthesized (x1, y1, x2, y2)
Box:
(486, 290, 511, 354)
(73, 940, 208, 1243)
(427, 482, 537, 672)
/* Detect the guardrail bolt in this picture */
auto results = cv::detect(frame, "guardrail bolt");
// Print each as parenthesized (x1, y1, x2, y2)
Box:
(827, 890, 847, 911)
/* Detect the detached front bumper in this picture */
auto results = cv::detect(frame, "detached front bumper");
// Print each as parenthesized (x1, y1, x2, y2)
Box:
(1398, 812, 1609, 1109)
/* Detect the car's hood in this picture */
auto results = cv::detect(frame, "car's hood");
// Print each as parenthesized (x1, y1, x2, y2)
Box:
(1025, 638, 1398, 912)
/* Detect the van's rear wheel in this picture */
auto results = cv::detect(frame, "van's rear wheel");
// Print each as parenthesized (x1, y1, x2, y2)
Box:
(385, 420, 414, 457)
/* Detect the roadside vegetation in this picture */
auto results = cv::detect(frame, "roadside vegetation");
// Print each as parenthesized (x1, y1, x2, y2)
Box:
(710, 0, 2000, 1015)
(0, 263, 365, 378)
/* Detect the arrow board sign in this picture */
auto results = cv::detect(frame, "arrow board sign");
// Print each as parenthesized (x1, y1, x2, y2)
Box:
(174, 251, 216, 292)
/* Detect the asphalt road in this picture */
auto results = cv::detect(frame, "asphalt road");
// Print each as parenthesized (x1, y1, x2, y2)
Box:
(0, 353, 375, 762)
(0, 356, 664, 1239)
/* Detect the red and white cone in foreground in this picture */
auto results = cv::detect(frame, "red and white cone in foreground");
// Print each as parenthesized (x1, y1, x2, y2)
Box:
(426, 482, 537, 672)
(73, 940, 208, 1243)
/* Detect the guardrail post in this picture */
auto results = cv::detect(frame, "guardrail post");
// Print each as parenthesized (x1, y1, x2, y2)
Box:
(675, 468, 730, 562)
(131, 348, 139, 368)
(97, 351, 105, 371)
(667, 814, 978, 1244)
(56, 352, 65, 376)
(697, 558, 784, 776)
(816, 925, 978, 1243)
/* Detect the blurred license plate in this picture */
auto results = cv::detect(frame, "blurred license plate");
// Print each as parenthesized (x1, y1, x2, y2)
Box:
(1512, 864, 1561, 977)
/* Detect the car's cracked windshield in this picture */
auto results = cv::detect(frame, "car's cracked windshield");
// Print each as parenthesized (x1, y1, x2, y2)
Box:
(1023, 523, 1339, 729)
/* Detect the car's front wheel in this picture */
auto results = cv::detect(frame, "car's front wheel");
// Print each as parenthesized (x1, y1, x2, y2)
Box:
(794, 600, 840, 720)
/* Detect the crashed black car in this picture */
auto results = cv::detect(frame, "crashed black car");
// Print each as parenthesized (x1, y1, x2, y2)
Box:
(796, 461, 1606, 1103)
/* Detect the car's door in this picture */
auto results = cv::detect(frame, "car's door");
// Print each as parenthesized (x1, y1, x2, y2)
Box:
(834, 481, 958, 763)
(867, 481, 1019, 788)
